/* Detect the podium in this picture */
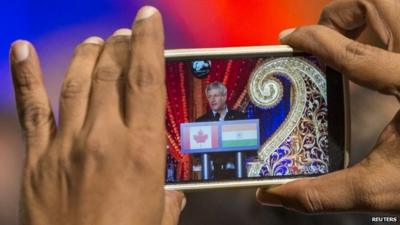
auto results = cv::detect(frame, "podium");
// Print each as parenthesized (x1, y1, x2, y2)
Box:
(181, 119, 260, 180)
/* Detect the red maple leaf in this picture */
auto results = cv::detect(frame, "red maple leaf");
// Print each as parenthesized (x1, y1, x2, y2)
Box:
(193, 129, 208, 143)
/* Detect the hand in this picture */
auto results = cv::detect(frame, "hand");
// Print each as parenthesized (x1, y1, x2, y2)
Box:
(257, 0, 400, 213)
(10, 6, 185, 225)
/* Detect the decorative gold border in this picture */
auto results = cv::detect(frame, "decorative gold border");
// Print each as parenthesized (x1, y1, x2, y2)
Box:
(247, 58, 307, 176)
(296, 57, 327, 102)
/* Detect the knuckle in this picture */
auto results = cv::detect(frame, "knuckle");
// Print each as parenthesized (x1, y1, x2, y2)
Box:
(337, 41, 370, 74)
(319, 5, 332, 22)
(127, 63, 163, 92)
(31, 154, 69, 184)
(296, 188, 324, 213)
(345, 41, 369, 58)
(304, 26, 325, 42)
(69, 149, 89, 169)
(70, 138, 107, 170)
(94, 66, 122, 82)
(21, 102, 52, 133)
(318, 0, 339, 23)
(13, 69, 41, 96)
(129, 152, 150, 173)
(128, 144, 154, 172)
(127, 134, 163, 173)
(27, 156, 52, 186)
(83, 135, 107, 160)
(61, 78, 87, 99)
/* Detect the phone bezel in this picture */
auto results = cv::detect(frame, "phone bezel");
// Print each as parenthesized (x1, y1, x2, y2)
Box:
(164, 45, 350, 191)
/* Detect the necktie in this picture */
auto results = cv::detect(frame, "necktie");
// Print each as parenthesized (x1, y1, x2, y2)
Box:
(215, 113, 220, 121)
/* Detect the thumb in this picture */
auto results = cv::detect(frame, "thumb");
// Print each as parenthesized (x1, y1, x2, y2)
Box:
(256, 167, 365, 213)
(161, 190, 186, 225)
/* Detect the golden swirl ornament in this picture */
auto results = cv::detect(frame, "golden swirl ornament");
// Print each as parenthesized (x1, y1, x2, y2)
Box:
(247, 57, 327, 177)
(248, 75, 284, 109)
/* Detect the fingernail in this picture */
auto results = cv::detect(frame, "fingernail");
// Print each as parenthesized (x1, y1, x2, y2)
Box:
(112, 28, 132, 36)
(83, 36, 104, 44)
(180, 197, 187, 211)
(256, 188, 283, 207)
(135, 5, 157, 21)
(11, 40, 29, 62)
(279, 28, 296, 41)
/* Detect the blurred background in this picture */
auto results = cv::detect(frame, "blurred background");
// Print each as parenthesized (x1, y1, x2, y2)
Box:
(0, 0, 398, 224)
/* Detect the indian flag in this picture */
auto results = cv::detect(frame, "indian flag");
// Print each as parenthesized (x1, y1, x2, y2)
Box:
(221, 122, 258, 148)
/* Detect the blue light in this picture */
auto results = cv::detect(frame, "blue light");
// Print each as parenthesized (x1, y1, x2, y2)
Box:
(0, 0, 143, 110)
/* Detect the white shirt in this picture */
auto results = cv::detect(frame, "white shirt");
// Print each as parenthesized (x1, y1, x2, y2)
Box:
(212, 106, 228, 121)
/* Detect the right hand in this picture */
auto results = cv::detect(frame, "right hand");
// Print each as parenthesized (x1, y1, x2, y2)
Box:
(257, 0, 400, 213)
(280, 0, 400, 99)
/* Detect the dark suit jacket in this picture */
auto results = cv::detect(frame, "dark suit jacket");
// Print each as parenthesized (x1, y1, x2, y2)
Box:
(196, 109, 246, 122)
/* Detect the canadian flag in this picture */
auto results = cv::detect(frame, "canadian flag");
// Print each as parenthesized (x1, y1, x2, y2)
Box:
(182, 125, 219, 150)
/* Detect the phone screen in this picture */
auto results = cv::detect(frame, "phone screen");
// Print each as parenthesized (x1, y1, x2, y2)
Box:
(165, 50, 346, 185)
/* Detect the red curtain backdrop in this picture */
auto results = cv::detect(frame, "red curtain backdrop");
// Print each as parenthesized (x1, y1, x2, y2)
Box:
(166, 58, 261, 181)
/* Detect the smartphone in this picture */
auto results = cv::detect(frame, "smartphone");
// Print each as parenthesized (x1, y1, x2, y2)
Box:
(164, 45, 349, 191)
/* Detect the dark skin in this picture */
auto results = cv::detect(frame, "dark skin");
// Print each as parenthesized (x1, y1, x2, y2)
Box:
(257, 0, 400, 214)
(10, 6, 184, 225)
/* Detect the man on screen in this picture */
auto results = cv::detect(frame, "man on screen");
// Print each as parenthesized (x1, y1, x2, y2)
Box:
(197, 82, 246, 122)
(196, 82, 246, 179)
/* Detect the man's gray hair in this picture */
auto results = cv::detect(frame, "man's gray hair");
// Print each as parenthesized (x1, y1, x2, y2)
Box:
(205, 82, 227, 96)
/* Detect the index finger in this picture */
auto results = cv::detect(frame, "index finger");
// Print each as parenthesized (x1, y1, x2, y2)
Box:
(280, 25, 400, 99)
(318, 0, 398, 50)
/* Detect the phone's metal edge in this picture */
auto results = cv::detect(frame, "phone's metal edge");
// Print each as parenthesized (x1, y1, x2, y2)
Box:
(165, 178, 303, 191)
(163, 45, 349, 191)
(343, 77, 351, 168)
(164, 45, 295, 58)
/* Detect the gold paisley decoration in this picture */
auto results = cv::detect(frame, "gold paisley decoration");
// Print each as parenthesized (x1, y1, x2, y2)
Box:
(247, 57, 326, 177)
(248, 76, 284, 109)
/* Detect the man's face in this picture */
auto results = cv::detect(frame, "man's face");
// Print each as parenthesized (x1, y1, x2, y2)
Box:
(207, 89, 226, 112)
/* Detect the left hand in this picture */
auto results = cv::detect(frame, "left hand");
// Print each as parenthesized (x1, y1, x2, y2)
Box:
(10, 6, 185, 225)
